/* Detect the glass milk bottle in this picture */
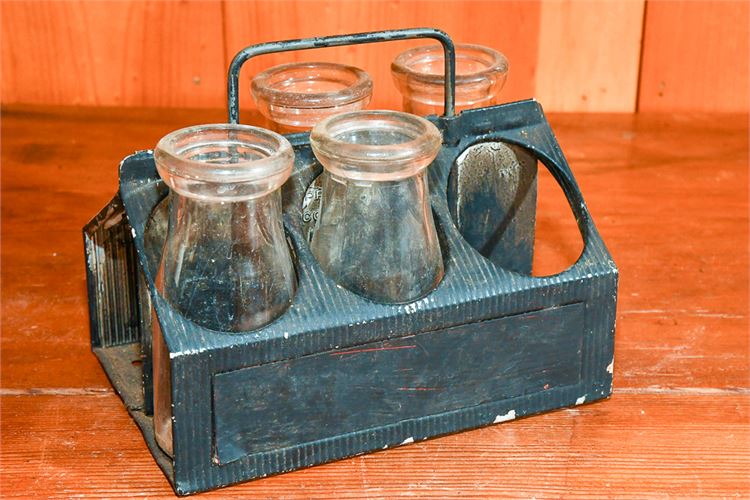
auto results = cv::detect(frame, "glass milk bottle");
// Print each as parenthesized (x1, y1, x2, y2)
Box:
(252, 62, 373, 134)
(391, 44, 508, 116)
(152, 124, 297, 456)
(309, 110, 444, 303)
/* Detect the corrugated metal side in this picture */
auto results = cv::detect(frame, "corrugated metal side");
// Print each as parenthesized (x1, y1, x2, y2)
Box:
(83, 194, 143, 348)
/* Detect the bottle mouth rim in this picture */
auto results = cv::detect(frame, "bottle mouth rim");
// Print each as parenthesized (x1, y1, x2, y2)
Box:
(391, 43, 508, 85)
(154, 124, 294, 184)
(310, 110, 442, 181)
(251, 62, 373, 109)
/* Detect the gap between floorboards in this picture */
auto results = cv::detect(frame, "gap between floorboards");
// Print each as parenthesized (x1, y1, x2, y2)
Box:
(0, 387, 748, 397)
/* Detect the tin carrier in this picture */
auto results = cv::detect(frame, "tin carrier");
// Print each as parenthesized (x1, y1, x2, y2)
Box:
(83, 29, 617, 495)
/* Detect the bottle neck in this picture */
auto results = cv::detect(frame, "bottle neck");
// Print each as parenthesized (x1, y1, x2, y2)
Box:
(325, 168, 427, 188)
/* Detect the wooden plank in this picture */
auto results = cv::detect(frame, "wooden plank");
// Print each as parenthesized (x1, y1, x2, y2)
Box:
(1, 106, 747, 391)
(0, 106, 223, 389)
(0, 1, 226, 107)
(1, 392, 747, 497)
(222, 1, 542, 112)
(1, 1, 543, 109)
(1, 105, 748, 496)
(535, 0, 645, 112)
(4, 1, 747, 113)
(638, 0, 750, 112)
(544, 113, 749, 389)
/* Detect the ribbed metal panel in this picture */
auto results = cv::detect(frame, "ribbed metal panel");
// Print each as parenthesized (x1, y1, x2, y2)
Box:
(83, 195, 142, 348)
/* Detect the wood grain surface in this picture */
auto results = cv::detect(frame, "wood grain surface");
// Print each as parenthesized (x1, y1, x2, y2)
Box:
(2, 393, 748, 498)
(1, 106, 748, 497)
(0, 1, 227, 108)
(223, 0, 541, 111)
(1, 0, 541, 110)
(4, 1, 747, 112)
(638, 0, 750, 112)
(535, 0, 645, 112)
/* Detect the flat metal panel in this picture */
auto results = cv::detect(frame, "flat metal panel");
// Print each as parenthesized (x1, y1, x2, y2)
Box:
(213, 302, 584, 464)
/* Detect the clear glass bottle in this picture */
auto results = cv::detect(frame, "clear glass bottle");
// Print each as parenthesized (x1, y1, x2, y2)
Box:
(309, 110, 444, 304)
(252, 62, 373, 134)
(391, 44, 508, 116)
(152, 123, 297, 456)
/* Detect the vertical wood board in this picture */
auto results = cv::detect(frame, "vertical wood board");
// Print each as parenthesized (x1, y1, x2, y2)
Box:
(638, 0, 750, 112)
(535, 0, 645, 112)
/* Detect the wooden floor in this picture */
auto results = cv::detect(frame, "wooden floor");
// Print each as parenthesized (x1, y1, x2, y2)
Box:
(2, 106, 748, 498)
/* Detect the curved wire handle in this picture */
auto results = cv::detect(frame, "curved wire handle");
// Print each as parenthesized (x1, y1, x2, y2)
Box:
(227, 27, 456, 124)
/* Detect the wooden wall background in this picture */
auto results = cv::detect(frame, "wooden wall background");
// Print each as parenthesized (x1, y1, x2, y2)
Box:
(1, 0, 748, 113)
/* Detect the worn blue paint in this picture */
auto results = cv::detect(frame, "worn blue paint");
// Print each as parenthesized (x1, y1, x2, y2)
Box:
(84, 98, 618, 496)
(85, 26, 615, 494)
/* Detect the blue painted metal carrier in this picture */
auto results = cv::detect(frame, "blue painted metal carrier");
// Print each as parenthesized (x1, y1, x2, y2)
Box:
(83, 29, 617, 495)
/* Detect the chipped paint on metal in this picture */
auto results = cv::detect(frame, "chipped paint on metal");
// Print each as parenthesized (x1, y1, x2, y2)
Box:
(493, 409, 516, 423)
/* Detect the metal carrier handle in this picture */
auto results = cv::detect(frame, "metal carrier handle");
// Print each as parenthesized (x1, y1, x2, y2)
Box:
(227, 27, 456, 124)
